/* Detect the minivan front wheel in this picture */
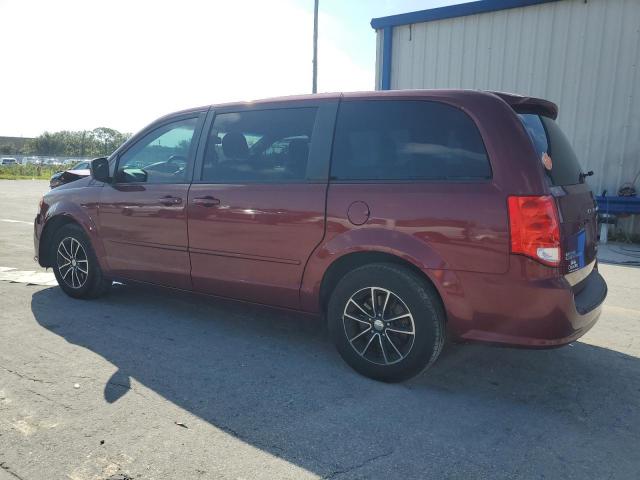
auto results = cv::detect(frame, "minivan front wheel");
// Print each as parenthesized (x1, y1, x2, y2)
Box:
(52, 223, 111, 299)
(328, 263, 445, 382)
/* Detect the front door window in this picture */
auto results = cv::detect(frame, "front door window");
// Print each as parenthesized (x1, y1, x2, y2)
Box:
(116, 118, 198, 184)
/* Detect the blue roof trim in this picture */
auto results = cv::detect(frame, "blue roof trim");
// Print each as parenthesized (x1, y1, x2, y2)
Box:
(381, 27, 393, 90)
(371, 0, 561, 29)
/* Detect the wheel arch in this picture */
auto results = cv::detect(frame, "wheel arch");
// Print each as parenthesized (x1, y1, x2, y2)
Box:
(317, 250, 446, 321)
(39, 215, 79, 267)
(38, 211, 106, 272)
(300, 226, 451, 313)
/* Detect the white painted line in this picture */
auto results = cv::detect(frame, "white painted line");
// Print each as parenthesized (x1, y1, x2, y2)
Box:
(0, 219, 32, 225)
(0, 266, 57, 286)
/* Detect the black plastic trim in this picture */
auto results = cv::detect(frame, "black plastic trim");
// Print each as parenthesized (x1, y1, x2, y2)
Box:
(574, 269, 607, 315)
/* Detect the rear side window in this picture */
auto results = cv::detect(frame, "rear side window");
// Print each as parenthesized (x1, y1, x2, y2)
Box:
(519, 114, 583, 186)
(202, 108, 317, 183)
(330, 100, 491, 181)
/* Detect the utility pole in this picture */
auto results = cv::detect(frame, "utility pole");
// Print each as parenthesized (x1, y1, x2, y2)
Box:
(312, 0, 319, 94)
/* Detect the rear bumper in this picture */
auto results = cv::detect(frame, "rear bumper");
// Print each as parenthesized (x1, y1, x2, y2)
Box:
(574, 269, 607, 315)
(440, 258, 607, 348)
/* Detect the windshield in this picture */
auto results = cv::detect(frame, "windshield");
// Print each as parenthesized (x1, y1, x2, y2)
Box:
(519, 114, 583, 186)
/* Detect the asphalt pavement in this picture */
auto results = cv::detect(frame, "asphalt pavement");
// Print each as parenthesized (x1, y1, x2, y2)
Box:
(0, 180, 639, 480)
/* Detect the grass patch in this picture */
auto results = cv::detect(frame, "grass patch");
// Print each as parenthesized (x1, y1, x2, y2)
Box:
(0, 165, 59, 180)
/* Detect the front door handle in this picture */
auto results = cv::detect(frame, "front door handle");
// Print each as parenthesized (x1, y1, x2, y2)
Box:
(192, 195, 220, 207)
(159, 195, 182, 206)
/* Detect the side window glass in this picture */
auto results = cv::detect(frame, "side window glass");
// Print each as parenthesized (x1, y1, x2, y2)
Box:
(201, 108, 317, 183)
(519, 113, 549, 157)
(519, 113, 583, 186)
(116, 118, 198, 183)
(330, 100, 491, 181)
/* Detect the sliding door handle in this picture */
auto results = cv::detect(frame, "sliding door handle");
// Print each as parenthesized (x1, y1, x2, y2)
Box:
(159, 195, 182, 206)
(192, 196, 220, 207)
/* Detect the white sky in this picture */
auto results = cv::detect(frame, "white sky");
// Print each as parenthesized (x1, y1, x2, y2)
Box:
(0, 0, 459, 137)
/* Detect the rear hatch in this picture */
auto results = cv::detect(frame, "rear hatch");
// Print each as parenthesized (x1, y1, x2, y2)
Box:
(518, 113, 598, 278)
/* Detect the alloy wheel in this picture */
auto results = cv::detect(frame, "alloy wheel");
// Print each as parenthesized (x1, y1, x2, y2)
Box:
(56, 236, 89, 289)
(342, 286, 416, 366)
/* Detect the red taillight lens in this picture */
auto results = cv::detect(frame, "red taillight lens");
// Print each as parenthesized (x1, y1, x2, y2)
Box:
(508, 195, 561, 267)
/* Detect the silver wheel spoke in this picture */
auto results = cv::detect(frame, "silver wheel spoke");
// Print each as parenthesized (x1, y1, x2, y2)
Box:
(349, 326, 372, 343)
(385, 334, 402, 358)
(349, 298, 372, 318)
(385, 313, 412, 323)
(61, 241, 72, 259)
(387, 327, 415, 336)
(61, 266, 72, 279)
(77, 265, 88, 274)
(370, 288, 377, 316)
(344, 313, 370, 326)
(381, 290, 390, 317)
(360, 333, 376, 356)
(378, 334, 389, 364)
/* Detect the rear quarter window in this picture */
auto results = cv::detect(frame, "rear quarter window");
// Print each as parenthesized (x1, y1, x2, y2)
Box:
(330, 100, 491, 181)
(519, 114, 583, 186)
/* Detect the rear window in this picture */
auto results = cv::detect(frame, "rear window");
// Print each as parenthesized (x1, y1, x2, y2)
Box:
(331, 100, 491, 181)
(519, 114, 583, 186)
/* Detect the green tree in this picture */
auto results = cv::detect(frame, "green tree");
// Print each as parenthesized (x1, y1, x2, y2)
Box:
(26, 128, 131, 157)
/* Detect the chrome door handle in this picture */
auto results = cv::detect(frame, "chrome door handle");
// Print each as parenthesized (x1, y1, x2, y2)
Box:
(192, 196, 220, 207)
(159, 196, 182, 206)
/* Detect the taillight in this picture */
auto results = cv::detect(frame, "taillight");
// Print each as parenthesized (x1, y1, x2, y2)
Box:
(508, 195, 561, 267)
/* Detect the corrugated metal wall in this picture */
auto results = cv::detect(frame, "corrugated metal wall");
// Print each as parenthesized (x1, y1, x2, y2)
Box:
(378, 0, 640, 201)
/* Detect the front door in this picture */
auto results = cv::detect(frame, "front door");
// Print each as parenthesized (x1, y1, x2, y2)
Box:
(98, 114, 203, 289)
(187, 103, 335, 308)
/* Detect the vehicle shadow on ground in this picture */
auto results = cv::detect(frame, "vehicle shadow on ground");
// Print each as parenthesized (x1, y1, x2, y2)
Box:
(31, 285, 640, 479)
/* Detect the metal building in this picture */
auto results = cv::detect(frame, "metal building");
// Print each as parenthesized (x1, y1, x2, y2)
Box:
(371, 0, 640, 202)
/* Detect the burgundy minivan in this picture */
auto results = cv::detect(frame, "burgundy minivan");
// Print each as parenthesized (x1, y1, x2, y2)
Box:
(34, 90, 607, 381)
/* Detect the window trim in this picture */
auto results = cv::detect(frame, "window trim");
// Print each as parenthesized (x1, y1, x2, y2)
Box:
(192, 101, 338, 185)
(111, 112, 206, 186)
(328, 177, 493, 185)
(328, 98, 493, 184)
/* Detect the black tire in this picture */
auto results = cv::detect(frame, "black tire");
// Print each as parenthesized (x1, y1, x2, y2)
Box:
(51, 223, 111, 299)
(327, 263, 445, 382)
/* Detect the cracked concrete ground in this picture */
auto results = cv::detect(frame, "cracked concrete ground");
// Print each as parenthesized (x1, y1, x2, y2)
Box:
(0, 180, 639, 479)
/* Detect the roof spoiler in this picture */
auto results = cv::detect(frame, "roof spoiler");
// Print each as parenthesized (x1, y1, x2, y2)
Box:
(490, 91, 558, 120)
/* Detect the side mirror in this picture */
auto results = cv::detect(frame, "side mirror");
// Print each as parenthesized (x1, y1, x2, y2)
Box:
(90, 157, 110, 183)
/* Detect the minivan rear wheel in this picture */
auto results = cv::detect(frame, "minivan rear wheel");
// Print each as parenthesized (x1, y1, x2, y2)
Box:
(52, 223, 111, 299)
(328, 263, 445, 382)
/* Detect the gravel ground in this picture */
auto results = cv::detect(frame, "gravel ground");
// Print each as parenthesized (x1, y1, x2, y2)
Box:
(0, 180, 639, 480)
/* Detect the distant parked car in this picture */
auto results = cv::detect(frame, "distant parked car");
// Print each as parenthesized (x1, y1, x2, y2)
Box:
(1, 157, 18, 165)
(49, 161, 91, 188)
